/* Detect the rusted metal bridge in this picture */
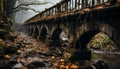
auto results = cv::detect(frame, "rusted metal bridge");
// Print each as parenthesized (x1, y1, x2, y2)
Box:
(23, 0, 120, 48)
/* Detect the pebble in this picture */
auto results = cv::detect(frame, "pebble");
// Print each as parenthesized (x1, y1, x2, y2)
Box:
(4, 55, 11, 59)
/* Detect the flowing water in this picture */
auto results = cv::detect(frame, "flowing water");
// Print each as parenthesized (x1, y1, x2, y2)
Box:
(92, 50, 120, 69)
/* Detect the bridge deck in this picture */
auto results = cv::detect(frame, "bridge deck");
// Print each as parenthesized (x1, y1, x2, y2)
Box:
(24, 0, 119, 24)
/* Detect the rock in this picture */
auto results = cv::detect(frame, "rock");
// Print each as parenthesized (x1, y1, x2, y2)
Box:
(17, 67, 28, 69)
(63, 52, 71, 61)
(29, 50, 37, 54)
(39, 51, 51, 56)
(20, 59, 29, 66)
(49, 56, 56, 61)
(27, 61, 46, 69)
(26, 58, 33, 63)
(17, 58, 21, 63)
(20, 48, 26, 51)
(31, 61, 46, 67)
(69, 49, 91, 61)
(53, 62, 59, 67)
(4, 55, 11, 59)
(7, 61, 18, 69)
(32, 57, 43, 62)
(18, 52, 27, 58)
(55, 48, 62, 54)
(70, 64, 79, 69)
(17, 50, 22, 54)
(93, 60, 109, 69)
(13, 63, 24, 69)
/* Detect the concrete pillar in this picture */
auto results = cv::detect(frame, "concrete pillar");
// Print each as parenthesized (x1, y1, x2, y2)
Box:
(28, 26, 31, 36)
(32, 26, 36, 37)
(29, 26, 34, 36)
(36, 25, 41, 39)
(67, 21, 77, 48)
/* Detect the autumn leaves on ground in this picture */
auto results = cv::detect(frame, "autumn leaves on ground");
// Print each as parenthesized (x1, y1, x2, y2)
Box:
(0, 31, 119, 69)
(0, 32, 79, 69)
(0, 13, 119, 68)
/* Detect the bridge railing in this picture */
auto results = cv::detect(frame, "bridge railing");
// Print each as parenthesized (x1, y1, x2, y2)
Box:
(25, 0, 111, 24)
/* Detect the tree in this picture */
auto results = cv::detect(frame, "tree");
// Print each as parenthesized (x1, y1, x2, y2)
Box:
(8, 0, 49, 14)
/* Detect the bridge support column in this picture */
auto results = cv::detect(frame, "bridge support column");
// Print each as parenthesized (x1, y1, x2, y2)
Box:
(67, 21, 78, 48)
(28, 25, 34, 36)
(31, 26, 36, 37)
(28, 26, 33, 36)
(36, 25, 41, 40)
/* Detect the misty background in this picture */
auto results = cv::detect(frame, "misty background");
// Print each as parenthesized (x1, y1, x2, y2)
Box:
(10, 0, 61, 24)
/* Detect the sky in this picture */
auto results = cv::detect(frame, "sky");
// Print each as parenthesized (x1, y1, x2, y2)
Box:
(12, 0, 61, 23)
(11, 0, 109, 23)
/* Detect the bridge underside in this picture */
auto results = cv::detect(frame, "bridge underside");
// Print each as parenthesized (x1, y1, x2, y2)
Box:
(23, 4, 120, 48)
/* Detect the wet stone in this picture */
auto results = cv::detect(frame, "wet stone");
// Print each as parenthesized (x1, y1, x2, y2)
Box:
(0, 32, 110, 69)
(13, 63, 24, 69)
(20, 59, 29, 66)
(38, 52, 51, 58)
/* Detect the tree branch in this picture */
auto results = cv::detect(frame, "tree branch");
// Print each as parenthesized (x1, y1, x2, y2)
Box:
(14, 1, 49, 10)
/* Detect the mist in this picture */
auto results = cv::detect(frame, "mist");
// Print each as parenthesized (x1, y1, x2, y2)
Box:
(11, 0, 61, 24)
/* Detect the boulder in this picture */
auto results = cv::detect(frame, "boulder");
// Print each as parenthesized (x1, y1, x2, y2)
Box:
(69, 49, 91, 61)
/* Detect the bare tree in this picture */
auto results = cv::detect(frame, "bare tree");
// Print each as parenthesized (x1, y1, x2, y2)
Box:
(11, 0, 49, 13)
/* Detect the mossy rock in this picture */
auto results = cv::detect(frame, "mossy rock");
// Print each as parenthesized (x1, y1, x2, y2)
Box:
(63, 52, 71, 62)
(0, 29, 8, 39)
(0, 13, 12, 28)
(0, 39, 6, 55)
(92, 44, 101, 49)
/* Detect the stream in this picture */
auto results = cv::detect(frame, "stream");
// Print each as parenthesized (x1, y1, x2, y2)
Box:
(92, 50, 120, 69)
(0, 32, 120, 69)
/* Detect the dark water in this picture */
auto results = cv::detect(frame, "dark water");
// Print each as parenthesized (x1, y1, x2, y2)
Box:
(92, 51, 120, 69)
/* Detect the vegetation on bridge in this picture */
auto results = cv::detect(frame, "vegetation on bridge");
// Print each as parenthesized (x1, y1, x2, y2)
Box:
(87, 33, 118, 51)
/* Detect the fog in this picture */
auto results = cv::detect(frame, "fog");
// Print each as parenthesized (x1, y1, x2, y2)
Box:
(11, 0, 61, 23)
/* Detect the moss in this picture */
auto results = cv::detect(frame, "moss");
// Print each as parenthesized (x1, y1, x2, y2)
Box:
(0, 14, 14, 40)
(87, 33, 117, 50)
(0, 39, 6, 55)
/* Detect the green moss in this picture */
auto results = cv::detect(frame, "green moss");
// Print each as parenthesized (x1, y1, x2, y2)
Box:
(0, 40, 6, 55)
(87, 33, 117, 50)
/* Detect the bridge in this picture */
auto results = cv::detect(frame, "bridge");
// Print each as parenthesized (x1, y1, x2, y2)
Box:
(23, 0, 120, 49)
